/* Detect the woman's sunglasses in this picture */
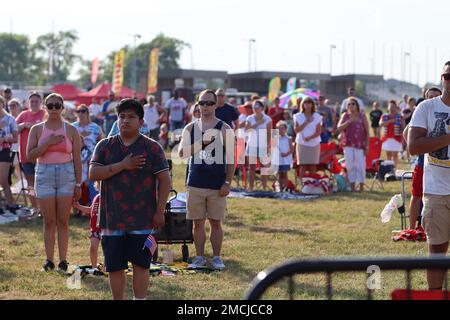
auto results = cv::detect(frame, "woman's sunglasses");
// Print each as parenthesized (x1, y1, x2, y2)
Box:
(198, 101, 215, 107)
(46, 103, 63, 110)
(76, 109, 88, 114)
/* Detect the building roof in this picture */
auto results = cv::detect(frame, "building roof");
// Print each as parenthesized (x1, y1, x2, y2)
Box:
(229, 71, 332, 81)
(158, 69, 228, 79)
(330, 74, 384, 82)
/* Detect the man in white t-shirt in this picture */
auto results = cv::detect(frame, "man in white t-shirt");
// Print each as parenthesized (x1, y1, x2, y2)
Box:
(165, 89, 187, 132)
(408, 61, 450, 291)
(89, 98, 102, 125)
(340, 87, 365, 114)
(144, 95, 166, 141)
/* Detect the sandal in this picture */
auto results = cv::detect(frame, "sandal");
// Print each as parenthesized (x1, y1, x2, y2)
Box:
(43, 260, 55, 272)
(58, 260, 69, 272)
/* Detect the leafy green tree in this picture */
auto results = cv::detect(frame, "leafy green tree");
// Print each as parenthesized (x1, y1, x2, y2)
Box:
(0, 33, 32, 83)
(33, 30, 80, 83)
(95, 33, 186, 92)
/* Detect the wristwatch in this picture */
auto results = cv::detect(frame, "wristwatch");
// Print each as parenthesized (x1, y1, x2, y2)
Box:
(224, 181, 230, 185)
(75, 183, 82, 188)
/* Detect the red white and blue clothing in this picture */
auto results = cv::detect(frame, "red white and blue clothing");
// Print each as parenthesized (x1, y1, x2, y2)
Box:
(381, 113, 403, 152)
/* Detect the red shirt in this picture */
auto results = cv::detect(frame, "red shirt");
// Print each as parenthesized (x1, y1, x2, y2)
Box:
(15, 109, 46, 163)
(268, 106, 284, 128)
(90, 194, 101, 233)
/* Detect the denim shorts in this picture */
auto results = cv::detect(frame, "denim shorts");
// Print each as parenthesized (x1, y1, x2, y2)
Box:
(0, 149, 12, 163)
(35, 162, 76, 199)
(278, 165, 291, 173)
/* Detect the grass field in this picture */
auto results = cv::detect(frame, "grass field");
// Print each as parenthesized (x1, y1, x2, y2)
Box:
(0, 155, 430, 300)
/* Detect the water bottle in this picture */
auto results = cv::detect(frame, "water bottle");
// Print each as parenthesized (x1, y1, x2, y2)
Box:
(380, 194, 402, 223)
(274, 181, 281, 193)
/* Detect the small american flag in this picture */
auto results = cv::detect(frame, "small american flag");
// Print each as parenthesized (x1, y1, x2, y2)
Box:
(143, 234, 157, 256)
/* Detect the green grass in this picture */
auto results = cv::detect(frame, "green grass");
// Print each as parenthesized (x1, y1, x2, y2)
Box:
(0, 157, 430, 300)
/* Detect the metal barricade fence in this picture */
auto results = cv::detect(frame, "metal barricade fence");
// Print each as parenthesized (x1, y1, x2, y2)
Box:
(245, 256, 450, 300)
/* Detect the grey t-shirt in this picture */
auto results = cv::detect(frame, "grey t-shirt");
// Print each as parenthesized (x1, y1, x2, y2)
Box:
(165, 98, 187, 122)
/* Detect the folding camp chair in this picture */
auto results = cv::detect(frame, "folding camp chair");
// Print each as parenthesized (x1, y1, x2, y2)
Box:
(317, 142, 342, 176)
(365, 137, 386, 191)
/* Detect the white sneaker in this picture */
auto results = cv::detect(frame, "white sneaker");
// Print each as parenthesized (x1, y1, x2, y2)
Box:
(188, 256, 207, 269)
(211, 256, 225, 270)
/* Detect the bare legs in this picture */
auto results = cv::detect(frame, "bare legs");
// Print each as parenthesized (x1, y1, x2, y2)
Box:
(90, 238, 100, 267)
(193, 219, 206, 257)
(427, 243, 449, 290)
(25, 175, 38, 210)
(192, 219, 223, 257)
(386, 151, 399, 169)
(109, 271, 126, 300)
(248, 162, 269, 191)
(278, 172, 288, 190)
(409, 196, 422, 229)
(0, 162, 14, 207)
(108, 264, 149, 300)
(38, 195, 72, 263)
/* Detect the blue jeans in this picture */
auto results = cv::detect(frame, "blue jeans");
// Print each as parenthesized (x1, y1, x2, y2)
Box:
(170, 121, 184, 132)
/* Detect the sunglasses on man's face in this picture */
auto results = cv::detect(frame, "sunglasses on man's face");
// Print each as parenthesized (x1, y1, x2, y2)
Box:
(76, 109, 88, 114)
(442, 73, 450, 81)
(198, 101, 215, 107)
(46, 103, 63, 110)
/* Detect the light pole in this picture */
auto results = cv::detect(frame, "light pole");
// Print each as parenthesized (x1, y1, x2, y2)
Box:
(403, 52, 410, 83)
(249, 39, 256, 72)
(330, 44, 336, 75)
(315, 53, 321, 73)
(131, 34, 141, 91)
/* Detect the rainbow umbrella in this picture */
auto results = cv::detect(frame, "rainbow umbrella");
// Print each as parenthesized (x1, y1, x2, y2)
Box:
(279, 88, 320, 108)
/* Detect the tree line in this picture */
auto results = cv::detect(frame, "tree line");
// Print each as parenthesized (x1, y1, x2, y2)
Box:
(0, 31, 186, 92)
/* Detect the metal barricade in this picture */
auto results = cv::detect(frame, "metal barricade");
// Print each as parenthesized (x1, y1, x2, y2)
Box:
(245, 256, 450, 300)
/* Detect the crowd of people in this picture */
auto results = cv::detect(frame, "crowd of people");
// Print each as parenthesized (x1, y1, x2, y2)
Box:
(1, 61, 449, 298)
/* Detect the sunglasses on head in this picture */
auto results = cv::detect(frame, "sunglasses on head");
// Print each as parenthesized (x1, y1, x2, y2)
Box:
(46, 103, 63, 110)
(198, 101, 215, 107)
(442, 73, 450, 81)
(76, 109, 88, 114)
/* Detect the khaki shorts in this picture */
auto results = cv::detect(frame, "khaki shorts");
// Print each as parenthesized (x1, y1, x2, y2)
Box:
(422, 194, 450, 245)
(186, 186, 227, 221)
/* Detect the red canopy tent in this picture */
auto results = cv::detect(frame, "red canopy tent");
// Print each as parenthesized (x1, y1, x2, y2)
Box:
(50, 84, 84, 101)
(75, 83, 143, 105)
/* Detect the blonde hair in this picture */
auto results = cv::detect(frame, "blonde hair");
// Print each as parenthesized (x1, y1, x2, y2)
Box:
(44, 93, 64, 105)
(276, 120, 288, 129)
(76, 104, 91, 122)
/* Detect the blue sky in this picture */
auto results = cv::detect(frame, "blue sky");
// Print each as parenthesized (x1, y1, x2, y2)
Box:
(3, 0, 449, 86)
